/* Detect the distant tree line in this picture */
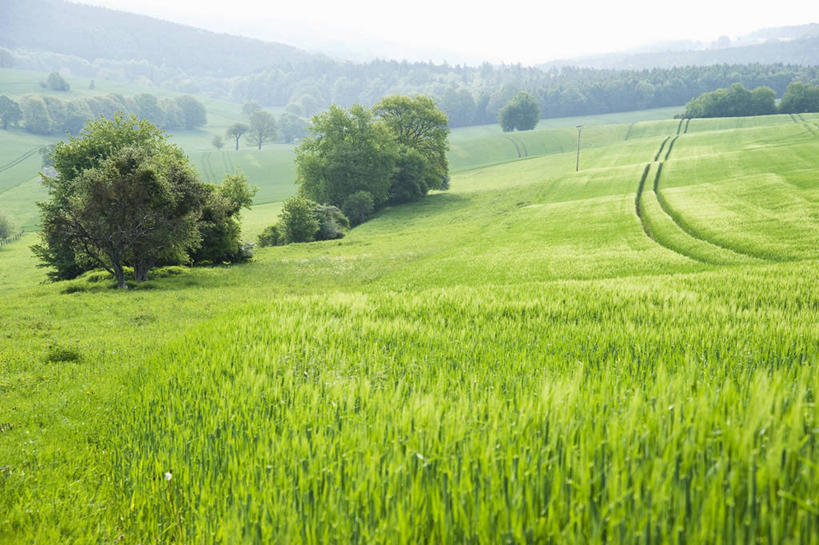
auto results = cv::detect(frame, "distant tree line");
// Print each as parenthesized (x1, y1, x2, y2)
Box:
(231, 63, 819, 128)
(683, 81, 819, 118)
(0, 92, 206, 135)
(6, 1, 819, 128)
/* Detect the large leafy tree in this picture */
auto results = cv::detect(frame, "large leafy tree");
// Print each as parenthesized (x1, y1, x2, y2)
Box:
(190, 173, 257, 264)
(373, 95, 450, 191)
(247, 110, 278, 150)
(779, 82, 819, 114)
(296, 104, 396, 208)
(34, 115, 204, 288)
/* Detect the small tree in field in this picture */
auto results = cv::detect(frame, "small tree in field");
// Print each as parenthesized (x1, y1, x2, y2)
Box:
(498, 91, 540, 131)
(46, 72, 70, 91)
(34, 115, 204, 288)
(226, 123, 249, 151)
(247, 110, 278, 150)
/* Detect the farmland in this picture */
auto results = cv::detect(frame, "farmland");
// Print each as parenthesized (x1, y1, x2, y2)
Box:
(1, 103, 818, 543)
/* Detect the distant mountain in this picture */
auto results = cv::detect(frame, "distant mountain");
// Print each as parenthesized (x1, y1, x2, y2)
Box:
(0, 0, 323, 78)
(542, 24, 819, 71)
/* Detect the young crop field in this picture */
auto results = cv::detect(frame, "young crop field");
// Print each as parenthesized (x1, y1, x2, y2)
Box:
(0, 108, 817, 544)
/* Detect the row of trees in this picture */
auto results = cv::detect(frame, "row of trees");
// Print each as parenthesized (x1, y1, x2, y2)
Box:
(34, 115, 254, 288)
(0, 92, 206, 135)
(234, 63, 819, 127)
(683, 81, 819, 118)
(218, 102, 311, 151)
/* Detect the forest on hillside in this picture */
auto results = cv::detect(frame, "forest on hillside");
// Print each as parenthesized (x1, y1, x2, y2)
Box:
(3, 0, 819, 127)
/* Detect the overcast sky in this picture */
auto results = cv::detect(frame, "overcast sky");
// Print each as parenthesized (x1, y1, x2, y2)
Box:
(75, 0, 819, 65)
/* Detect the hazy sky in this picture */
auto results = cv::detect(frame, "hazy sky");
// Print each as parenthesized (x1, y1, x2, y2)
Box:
(75, 0, 819, 65)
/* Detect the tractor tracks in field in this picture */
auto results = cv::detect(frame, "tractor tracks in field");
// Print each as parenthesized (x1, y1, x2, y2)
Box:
(504, 135, 528, 159)
(790, 113, 819, 136)
(634, 132, 766, 265)
(0, 147, 40, 175)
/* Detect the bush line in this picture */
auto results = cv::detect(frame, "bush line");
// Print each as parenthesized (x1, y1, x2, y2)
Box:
(0, 230, 25, 247)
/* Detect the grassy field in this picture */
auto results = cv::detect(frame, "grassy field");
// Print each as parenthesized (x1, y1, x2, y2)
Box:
(1, 78, 818, 543)
(0, 68, 683, 234)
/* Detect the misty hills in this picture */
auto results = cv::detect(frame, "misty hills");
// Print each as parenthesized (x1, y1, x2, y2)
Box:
(543, 25, 819, 71)
(0, 0, 322, 78)
(1, 0, 818, 126)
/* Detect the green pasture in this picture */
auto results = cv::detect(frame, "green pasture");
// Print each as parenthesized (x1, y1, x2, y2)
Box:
(1, 77, 818, 542)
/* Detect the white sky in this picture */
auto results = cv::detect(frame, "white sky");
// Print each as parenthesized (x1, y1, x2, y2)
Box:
(75, 0, 819, 65)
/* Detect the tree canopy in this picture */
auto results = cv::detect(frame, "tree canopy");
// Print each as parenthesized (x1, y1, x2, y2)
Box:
(296, 104, 396, 208)
(34, 115, 203, 288)
(33, 115, 253, 288)
(226, 123, 249, 151)
(295, 96, 450, 220)
(0, 95, 22, 130)
(247, 110, 278, 150)
(499, 92, 540, 132)
(779, 81, 819, 114)
(373, 95, 450, 192)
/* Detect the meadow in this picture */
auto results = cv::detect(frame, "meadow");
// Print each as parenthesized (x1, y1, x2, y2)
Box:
(1, 78, 818, 543)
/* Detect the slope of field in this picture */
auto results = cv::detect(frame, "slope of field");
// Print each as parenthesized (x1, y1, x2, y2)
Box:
(0, 112, 817, 543)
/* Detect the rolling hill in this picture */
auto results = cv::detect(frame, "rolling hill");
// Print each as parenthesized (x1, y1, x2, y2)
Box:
(1, 109, 817, 542)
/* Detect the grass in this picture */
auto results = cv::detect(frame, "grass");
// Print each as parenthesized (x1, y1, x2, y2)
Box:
(0, 95, 818, 543)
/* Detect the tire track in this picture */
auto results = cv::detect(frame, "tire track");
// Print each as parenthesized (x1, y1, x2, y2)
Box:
(0, 147, 40, 174)
(634, 135, 765, 264)
(653, 136, 670, 161)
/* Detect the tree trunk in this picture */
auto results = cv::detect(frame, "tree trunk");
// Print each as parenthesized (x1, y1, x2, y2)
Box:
(134, 262, 150, 282)
(235, 136, 240, 151)
(112, 263, 127, 289)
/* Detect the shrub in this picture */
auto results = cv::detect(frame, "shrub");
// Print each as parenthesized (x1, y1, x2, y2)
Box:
(0, 213, 13, 240)
(314, 204, 349, 241)
(342, 191, 374, 227)
(44, 344, 81, 363)
(45, 72, 70, 92)
(280, 196, 319, 243)
(258, 223, 284, 247)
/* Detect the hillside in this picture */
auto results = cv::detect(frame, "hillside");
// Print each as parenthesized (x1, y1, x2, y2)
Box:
(0, 0, 319, 77)
(2, 2, 819, 126)
(543, 24, 819, 70)
(1, 111, 817, 542)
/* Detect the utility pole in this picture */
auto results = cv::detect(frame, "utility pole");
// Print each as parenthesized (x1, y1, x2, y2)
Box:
(575, 124, 583, 172)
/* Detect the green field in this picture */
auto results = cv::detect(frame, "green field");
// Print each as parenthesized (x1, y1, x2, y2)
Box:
(0, 68, 682, 234)
(1, 78, 819, 544)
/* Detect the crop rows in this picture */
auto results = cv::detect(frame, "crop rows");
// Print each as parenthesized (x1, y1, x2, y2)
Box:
(109, 271, 819, 544)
